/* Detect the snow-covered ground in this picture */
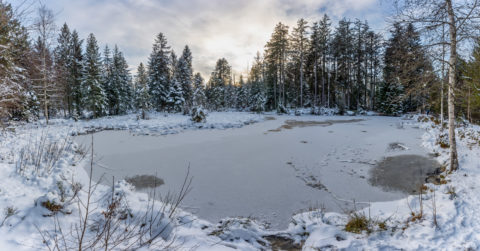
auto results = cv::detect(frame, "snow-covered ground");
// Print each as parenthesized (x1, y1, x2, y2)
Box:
(0, 112, 479, 250)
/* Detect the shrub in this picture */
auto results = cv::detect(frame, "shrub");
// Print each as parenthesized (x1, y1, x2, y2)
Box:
(345, 213, 371, 234)
(191, 107, 207, 123)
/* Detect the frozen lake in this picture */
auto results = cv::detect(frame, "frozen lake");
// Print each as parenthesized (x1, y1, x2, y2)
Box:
(75, 115, 438, 229)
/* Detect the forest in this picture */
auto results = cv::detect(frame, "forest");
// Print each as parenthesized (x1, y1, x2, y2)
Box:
(1, 2, 479, 124)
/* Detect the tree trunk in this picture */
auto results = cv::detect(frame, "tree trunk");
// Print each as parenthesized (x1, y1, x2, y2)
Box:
(446, 0, 459, 172)
(314, 59, 318, 107)
(441, 24, 446, 124)
(43, 53, 49, 125)
(322, 53, 326, 106)
(300, 56, 303, 107)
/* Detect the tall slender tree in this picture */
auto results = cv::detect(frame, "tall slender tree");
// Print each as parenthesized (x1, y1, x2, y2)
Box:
(83, 33, 106, 118)
(134, 62, 150, 119)
(148, 33, 171, 111)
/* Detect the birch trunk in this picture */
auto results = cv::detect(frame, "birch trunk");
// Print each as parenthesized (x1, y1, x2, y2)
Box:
(447, 0, 459, 171)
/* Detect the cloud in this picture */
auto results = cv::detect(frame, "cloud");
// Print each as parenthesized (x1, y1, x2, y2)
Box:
(44, 0, 385, 78)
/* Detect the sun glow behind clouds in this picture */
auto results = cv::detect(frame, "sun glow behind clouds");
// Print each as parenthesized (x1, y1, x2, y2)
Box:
(42, 0, 385, 78)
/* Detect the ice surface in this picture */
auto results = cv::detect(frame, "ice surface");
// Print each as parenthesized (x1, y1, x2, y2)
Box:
(75, 115, 433, 229)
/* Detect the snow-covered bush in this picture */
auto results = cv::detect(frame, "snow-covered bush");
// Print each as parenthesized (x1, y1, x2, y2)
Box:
(191, 107, 207, 123)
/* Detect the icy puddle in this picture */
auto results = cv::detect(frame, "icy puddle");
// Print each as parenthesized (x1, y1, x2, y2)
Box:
(75, 115, 437, 229)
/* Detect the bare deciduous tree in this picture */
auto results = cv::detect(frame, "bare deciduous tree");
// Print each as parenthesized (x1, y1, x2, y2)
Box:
(32, 3, 57, 124)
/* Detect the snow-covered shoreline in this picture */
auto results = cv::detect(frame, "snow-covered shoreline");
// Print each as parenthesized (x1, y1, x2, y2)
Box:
(0, 112, 479, 250)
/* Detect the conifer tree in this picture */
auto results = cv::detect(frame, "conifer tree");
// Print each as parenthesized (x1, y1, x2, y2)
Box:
(83, 33, 106, 118)
(69, 30, 84, 116)
(290, 18, 309, 107)
(382, 23, 433, 113)
(134, 63, 150, 119)
(54, 23, 71, 115)
(177, 45, 193, 109)
(249, 53, 267, 112)
(0, 2, 28, 118)
(236, 75, 249, 110)
(148, 33, 171, 111)
(264, 23, 289, 110)
(102, 45, 115, 114)
(207, 58, 231, 110)
(112, 45, 132, 114)
(463, 38, 480, 122)
(192, 73, 206, 108)
(168, 51, 184, 112)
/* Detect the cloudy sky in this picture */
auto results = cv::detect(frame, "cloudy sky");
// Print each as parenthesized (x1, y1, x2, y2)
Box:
(29, 0, 391, 78)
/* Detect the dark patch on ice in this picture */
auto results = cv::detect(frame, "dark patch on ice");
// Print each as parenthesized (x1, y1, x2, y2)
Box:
(268, 119, 364, 132)
(388, 142, 409, 151)
(125, 175, 164, 189)
(300, 140, 308, 144)
(264, 235, 303, 251)
(264, 116, 276, 121)
(369, 155, 441, 194)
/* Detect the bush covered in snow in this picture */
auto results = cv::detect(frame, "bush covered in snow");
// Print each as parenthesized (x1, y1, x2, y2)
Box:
(191, 107, 207, 123)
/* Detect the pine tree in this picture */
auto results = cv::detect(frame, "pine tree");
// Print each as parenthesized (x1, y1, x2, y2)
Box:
(177, 45, 193, 110)
(134, 63, 150, 119)
(290, 18, 309, 107)
(111, 45, 132, 114)
(148, 33, 171, 111)
(0, 2, 28, 118)
(264, 23, 289, 110)
(82, 33, 106, 118)
(332, 18, 354, 110)
(192, 73, 206, 108)
(376, 81, 404, 115)
(168, 51, 184, 112)
(207, 58, 231, 110)
(249, 53, 267, 112)
(236, 76, 249, 110)
(383, 22, 433, 113)
(69, 30, 84, 116)
(54, 23, 71, 115)
(463, 38, 480, 122)
(102, 45, 115, 114)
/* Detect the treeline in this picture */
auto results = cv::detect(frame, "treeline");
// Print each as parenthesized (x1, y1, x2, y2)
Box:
(1, 1, 479, 122)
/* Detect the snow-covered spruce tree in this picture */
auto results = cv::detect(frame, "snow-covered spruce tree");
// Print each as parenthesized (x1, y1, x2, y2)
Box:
(111, 45, 133, 115)
(192, 72, 206, 108)
(236, 75, 249, 110)
(148, 33, 171, 111)
(463, 38, 480, 122)
(69, 30, 84, 117)
(383, 22, 434, 113)
(250, 80, 267, 113)
(248, 54, 267, 112)
(82, 33, 107, 118)
(102, 45, 115, 115)
(0, 2, 28, 119)
(177, 45, 193, 111)
(134, 63, 150, 119)
(376, 81, 404, 116)
(167, 51, 184, 112)
(54, 23, 72, 116)
(207, 58, 231, 110)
